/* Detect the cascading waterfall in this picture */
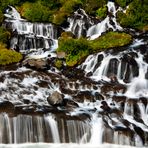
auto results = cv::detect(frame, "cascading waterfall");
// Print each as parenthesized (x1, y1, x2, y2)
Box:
(87, 1, 122, 40)
(0, 1, 148, 148)
(4, 6, 59, 51)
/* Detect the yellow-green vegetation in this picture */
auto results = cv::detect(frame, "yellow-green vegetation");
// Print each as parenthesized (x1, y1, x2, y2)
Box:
(116, 0, 148, 30)
(91, 32, 132, 51)
(57, 32, 132, 67)
(115, 0, 132, 8)
(96, 5, 107, 20)
(55, 59, 63, 69)
(0, 44, 22, 65)
(57, 37, 91, 67)
(19, 2, 53, 22)
(81, 0, 107, 16)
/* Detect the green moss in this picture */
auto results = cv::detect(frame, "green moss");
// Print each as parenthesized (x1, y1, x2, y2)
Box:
(57, 37, 91, 66)
(81, 0, 107, 16)
(91, 32, 132, 51)
(96, 5, 107, 20)
(117, 0, 148, 30)
(0, 46, 22, 65)
(115, 0, 132, 8)
(55, 59, 63, 69)
(20, 2, 53, 22)
(57, 32, 132, 67)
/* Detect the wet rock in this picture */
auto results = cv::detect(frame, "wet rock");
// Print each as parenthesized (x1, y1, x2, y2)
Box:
(74, 91, 95, 102)
(57, 52, 66, 59)
(47, 91, 64, 106)
(22, 58, 48, 70)
(107, 58, 119, 77)
(100, 101, 111, 113)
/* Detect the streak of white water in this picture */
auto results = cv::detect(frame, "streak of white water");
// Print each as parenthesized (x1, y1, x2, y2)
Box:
(87, 2, 122, 40)
(0, 143, 139, 148)
(90, 115, 103, 144)
(125, 52, 148, 98)
(45, 115, 60, 143)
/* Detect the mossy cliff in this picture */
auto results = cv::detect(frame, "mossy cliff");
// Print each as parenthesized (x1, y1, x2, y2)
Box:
(57, 32, 132, 67)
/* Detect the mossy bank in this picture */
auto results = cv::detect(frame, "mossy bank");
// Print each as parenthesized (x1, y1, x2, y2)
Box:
(57, 32, 132, 67)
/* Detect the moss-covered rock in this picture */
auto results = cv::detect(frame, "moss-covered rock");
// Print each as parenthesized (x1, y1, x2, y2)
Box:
(0, 45, 22, 65)
(57, 37, 91, 67)
(91, 32, 132, 51)
(57, 32, 132, 67)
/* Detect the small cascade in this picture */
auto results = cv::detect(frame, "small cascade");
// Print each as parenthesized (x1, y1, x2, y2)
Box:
(0, 113, 92, 144)
(4, 6, 60, 51)
(87, 1, 122, 40)
(66, 9, 94, 38)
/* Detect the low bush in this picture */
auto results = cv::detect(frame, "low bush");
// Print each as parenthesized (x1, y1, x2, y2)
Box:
(0, 45, 22, 65)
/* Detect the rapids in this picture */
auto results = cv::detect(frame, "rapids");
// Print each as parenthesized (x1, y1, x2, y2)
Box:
(0, 1, 148, 147)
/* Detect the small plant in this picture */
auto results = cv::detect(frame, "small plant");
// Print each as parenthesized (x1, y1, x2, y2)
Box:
(55, 59, 63, 69)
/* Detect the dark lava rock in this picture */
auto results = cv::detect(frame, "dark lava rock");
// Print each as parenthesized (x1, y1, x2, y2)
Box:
(47, 91, 64, 106)
(74, 91, 95, 102)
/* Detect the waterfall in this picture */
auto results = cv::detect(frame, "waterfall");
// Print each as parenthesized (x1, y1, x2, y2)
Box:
(4, 7, 59, 51)
(1, 1, 148, 147)
(87, 1, 122, 40)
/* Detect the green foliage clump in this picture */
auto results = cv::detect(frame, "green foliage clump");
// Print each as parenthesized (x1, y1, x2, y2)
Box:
(117, 0, 148, 30)
(53, 0, 82, 25)
(57, 31, 132, 67)
(20, 1, 53, 22)
(96, 5, 107, 20)
(57, 37, 91, 66)
(0, 46, 22, 65)
(81, 0, 107, 16)
(115, 0, 132, 8)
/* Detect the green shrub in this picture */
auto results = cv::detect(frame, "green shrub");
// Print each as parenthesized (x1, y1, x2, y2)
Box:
(0, 46, 22, 65)
(20, 2, 53, 22)
(96, 5, 107, 20)
(57, 37, 91, 66)
(115, 0, 132, 8)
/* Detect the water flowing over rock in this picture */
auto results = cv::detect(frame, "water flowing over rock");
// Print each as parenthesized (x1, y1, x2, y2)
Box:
(0, 2, 148, 148)
(87, 1, 122, 40)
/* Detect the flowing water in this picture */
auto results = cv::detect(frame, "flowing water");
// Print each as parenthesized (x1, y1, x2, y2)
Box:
(0, 1, 148, 147)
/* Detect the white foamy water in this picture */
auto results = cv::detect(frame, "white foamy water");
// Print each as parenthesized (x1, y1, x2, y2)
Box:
(87, 2, 122, 40)
(0, 143, 139, 148)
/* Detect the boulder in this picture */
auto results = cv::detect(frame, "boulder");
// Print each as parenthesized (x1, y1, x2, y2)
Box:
(47, 91, 64, 106)
(22, 58, 47, 70)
